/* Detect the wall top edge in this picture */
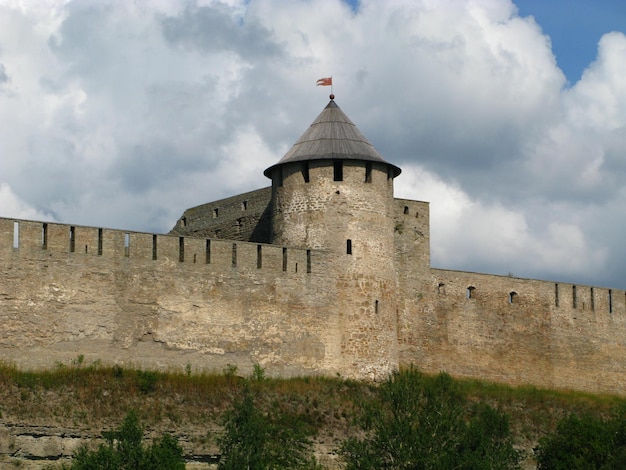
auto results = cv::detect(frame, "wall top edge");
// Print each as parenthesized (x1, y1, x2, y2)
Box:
(431, 267, 623, 293)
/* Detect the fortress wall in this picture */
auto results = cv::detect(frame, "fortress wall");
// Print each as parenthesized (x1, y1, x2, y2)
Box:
(170, 187, 271, 243)
(0, 217, 342, 377)
(398, 268, 626, 395)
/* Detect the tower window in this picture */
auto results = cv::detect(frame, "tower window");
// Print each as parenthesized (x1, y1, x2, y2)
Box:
(404, 206, 409, 214)
(179, 237, 184, 262)
(508, 292, 518, 304)
(334, 160, 343, 181)
(365, 162, 372, 183)
(241, 200, 248, 210)
(213, 208, 219, 218)
(572, 285, 577, 309)
(302, 162, 310, 183)
(346, 239, 352, 255)
(152, 234, 157, 260)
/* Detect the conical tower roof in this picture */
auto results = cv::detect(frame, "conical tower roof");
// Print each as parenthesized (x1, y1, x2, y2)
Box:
(264, 99, 401, 177)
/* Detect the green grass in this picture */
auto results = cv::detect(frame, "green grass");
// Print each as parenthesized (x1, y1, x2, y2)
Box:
(1, 359, 625, 465)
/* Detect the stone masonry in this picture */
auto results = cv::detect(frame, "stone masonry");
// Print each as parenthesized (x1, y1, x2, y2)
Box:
(1, 98, 626, 395)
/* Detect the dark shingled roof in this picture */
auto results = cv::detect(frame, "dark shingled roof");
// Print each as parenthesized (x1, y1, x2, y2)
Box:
(264, 99, 401, 178)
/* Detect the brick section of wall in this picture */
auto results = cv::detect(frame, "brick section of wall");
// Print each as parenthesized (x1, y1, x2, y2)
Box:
(170, 187, 272, 243)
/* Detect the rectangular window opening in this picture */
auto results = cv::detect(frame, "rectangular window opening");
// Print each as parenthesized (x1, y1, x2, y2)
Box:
(375, 300, 379, 314)
(572, 285, 577, 309)
(179, 237, 185, 262)
(333, 160, 343, 181)
(205, 239, 211, 264)
(609, 289, 613, 314)
(124, 233, 130, 257)
(193, 253, 197, 264)
(98, 229, 103, 256)
(282, 247, 287, 272)
(213, 208, 219, 218)
(306, 249, 311, 273)
(590, 287, 595, 311)
(403, 206, 409, 215)
(42, 223, 48, 250)
(346, 239, 352, 255)
(302, 162, 310, 183)
(257, 244, 262, 269)
(365, 162, 372, 183)
(555, 283, 559, 307)
(13, 221, 19, 249)
(69, 226, 76, 253)
(241, 200, 248, 210)
(152, 234, 157, 260)
(232, 243, 237, 267)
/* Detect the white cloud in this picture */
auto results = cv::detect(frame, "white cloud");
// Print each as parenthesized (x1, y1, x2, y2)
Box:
(0, 0, 625, 287)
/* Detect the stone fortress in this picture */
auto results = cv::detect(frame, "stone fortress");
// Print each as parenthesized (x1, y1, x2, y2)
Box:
(2, 97, 626, 396)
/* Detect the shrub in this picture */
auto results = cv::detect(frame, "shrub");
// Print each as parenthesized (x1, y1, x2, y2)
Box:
(217, 383, 320, 469)
(69, 410, 184, 469)
(535, 406, 626, 469)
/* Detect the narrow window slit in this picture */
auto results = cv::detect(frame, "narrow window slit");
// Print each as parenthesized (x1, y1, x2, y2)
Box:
(555, 283, 559, 307)
(124, 233, 130, 257)
(13, 221, 19, 249)
(306, 249, 311, 273)
(282, 248, 287, 272)
(69, 226, 76, 253)
(152, 235, 157, 260)
(42, 223, 48, 250)
(98, 229, 103, 255)
(232, 243, 237, 267)
(346, 239, 352, 255)
(179, 237, 184, 262)
(302, 162, 310, 183)
(206, 239, 211, 264)
(365, 162, 372, 183)
(333, 160, 343, 181)
(257, 245, 262, 269)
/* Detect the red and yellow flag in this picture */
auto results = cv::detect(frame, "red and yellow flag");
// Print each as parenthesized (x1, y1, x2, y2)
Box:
(316, 77, 332, 86)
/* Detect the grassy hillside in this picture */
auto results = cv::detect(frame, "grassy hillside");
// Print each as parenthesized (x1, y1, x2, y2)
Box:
(0, 359, 624, 469)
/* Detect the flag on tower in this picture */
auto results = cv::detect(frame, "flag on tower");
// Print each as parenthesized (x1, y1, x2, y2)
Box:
(316, 77, 332, 86)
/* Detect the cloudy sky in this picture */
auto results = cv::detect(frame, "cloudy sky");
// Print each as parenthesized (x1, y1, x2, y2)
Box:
(1, 0, 625, 289)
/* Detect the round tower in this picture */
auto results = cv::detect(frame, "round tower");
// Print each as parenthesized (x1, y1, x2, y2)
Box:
(264, 97, 401, 379)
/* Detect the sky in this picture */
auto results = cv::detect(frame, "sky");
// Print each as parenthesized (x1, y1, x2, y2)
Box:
(1, 0, 625, 289)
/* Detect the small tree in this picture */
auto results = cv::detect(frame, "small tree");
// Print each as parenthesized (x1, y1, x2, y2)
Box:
(69, 410, 185, 469)
(340, 368, 521, 469)
(217, 383, 320, 469)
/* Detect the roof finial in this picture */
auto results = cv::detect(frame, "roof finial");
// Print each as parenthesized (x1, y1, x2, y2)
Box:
(329, 93, 335, 100)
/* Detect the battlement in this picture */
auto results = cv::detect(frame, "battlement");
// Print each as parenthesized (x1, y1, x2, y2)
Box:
(1, 217, 314, 277)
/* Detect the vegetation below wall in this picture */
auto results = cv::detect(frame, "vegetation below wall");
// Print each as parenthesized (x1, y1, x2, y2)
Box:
(1, 359, 625, 469)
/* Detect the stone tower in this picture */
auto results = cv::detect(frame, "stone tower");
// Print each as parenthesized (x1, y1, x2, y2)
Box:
(264, 97, 402, 379)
